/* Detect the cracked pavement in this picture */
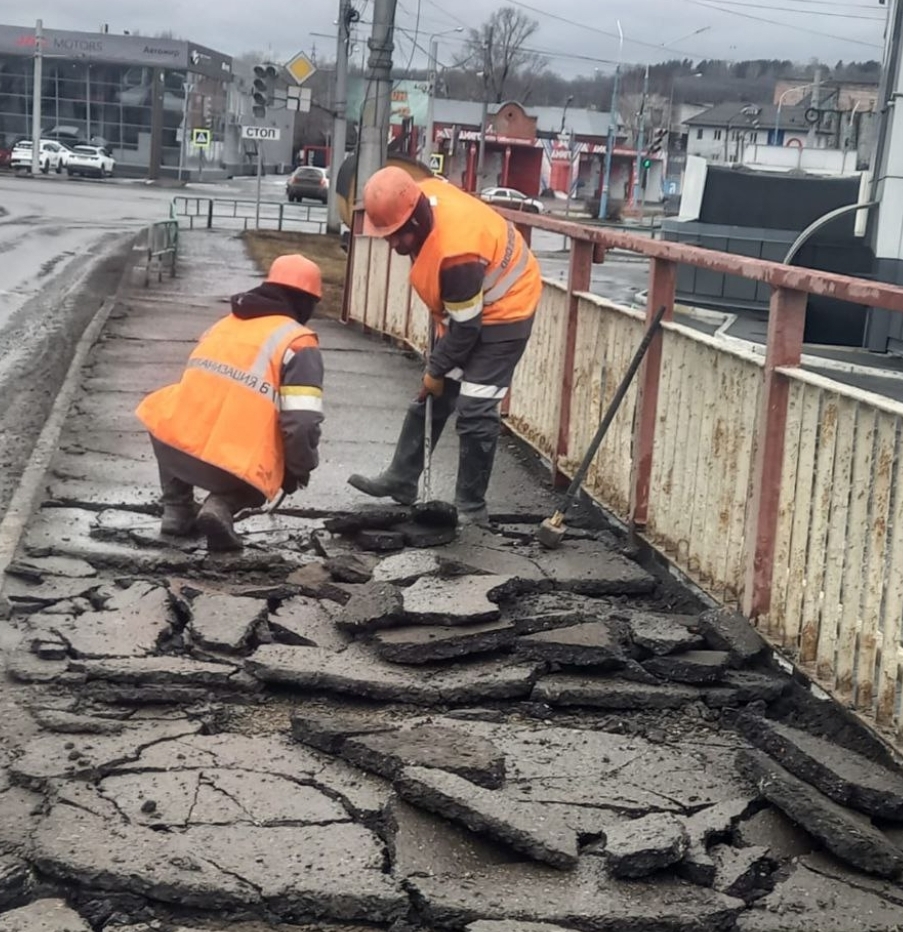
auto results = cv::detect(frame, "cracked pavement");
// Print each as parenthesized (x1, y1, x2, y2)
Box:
(1, 231, 903, 931)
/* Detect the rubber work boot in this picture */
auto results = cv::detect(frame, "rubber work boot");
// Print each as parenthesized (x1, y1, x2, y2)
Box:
(348, 406, 434, 506)
(455, 433, 498, 528)
(159, 477, 199, 537)
(197, 494, 244, 552)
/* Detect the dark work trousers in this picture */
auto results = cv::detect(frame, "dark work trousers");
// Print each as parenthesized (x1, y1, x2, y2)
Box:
(151, 436, 265, 514)
(390, 335, 530, 511)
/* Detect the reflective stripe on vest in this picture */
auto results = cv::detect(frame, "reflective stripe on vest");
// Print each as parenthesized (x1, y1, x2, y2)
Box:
(184, 320, 303, 405)
(482, 222, 531, 305)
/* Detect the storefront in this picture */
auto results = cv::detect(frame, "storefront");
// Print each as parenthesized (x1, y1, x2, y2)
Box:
(0, 25, 232, 175)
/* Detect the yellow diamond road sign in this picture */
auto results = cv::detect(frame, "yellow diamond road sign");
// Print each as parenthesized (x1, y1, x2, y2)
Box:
(286, 51, 316, 86)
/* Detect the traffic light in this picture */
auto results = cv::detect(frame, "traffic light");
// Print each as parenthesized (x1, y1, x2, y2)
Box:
(641, 157, 653, 170)
(252, 63, 278, 118)
(647, 126, 667, 157)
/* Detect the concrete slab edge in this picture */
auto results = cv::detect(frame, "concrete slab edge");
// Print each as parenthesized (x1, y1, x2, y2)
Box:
(0, 230, 143, 617)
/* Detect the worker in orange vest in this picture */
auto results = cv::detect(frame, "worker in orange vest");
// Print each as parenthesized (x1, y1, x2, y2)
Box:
(348, 166, 542, 525)
(136, 254, 325, 552)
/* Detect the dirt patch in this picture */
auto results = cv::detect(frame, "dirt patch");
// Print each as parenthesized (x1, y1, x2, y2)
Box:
(243, 230, 347, 320)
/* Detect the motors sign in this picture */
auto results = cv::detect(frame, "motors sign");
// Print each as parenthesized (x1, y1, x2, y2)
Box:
(242, 126, 282, 141)
(0, 25, 229, 71)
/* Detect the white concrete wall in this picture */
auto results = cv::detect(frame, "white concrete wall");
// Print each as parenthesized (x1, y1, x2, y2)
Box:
(677, 156, 707, 220)
(741, 145, 860, 175)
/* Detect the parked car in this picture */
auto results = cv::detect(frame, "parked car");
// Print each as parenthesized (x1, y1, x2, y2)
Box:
(479, 186, 544, 214)
(66, 145, 115, 179)
(10, 139, 67, 174)
(286, 166, 329, 203)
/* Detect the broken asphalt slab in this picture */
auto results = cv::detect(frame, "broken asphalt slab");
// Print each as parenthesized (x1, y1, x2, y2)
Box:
(30, 804, 407, 921)
(400, 575, 514, 625)
(737, 749, 903, 878)
(516, 618, 630, 668)
(434, 528, 656, 595)
(532, 675, 701, 709)
(407, 856, 744, 930)
(600, 812, 689, 878)
(334, 583, 404, 633)
(386, 797, 518, 879)
(25, 581, 173, 660)
(340, 724, 506, 788)
(737, 856, 903, 931)
(643, 650, 731, 685)
(396, 765, 579, 869)
(372, 619, 516, 664)
(10, 721, 204, 788)
(737, 715, 903, 820)
(623, 610, 706, 655)
(185, 592, 268, 653)
(0, 898, 91, 932)
(697, 608, 767, 666)
(246, 643, 543, 704)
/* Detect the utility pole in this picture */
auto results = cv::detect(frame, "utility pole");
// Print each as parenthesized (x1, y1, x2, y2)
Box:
(599, 65, 621, 221)
(598, 20, 624, 221)
(808, 67, 822, 147)
(866, 0, 903, 329)
(632, 64, 650, 208)
(424, 38, 439, 164)
(476, 30, 492, 191)
(148, 69, 165, 181)
(30, 19, 43, 176)
(356, 0, 398, 200)
(327, 0, 353, 233)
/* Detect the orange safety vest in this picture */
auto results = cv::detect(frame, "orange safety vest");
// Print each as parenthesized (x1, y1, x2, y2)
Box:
(136, 314, 318, 499)
(409, 178, 543, 334)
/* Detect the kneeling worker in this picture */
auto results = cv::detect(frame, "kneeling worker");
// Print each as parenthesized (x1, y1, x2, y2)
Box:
(348, 166, 542, 524)
(136, 254, 325, 552)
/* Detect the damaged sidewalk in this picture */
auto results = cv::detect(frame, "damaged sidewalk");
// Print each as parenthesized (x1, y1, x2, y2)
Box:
(1, 231, 903, 931)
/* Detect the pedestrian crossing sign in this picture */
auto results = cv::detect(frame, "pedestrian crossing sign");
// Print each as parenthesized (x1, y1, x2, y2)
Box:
(429, 153, 444, 174)
(191, 128, 211, 148)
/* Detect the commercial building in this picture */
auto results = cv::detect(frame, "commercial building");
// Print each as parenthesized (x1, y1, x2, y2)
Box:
(0, 23, 232, 176)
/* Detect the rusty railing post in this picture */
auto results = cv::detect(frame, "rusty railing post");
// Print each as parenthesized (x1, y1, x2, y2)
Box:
(743, 285, 807, 620)
(341, 211, 365, 324)
(629, 257, 676, 531)
(553, 238, 593, 487)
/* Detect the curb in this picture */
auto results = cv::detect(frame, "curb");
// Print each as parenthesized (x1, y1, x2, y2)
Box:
(0, 233, 144, 617)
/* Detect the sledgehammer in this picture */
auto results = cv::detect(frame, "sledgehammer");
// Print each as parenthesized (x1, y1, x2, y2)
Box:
(536, 305, 668, 550)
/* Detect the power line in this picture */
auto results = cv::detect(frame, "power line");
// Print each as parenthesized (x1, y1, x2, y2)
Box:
(499, 0, 715, 59)
(694, 0, 885, 18)
(682, 0, 884, 47)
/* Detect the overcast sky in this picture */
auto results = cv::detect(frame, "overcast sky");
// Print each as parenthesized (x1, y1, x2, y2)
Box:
(6, 0, 890, 78)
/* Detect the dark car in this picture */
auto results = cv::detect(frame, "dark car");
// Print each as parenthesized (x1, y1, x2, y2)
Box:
(287, 166, 329, 204)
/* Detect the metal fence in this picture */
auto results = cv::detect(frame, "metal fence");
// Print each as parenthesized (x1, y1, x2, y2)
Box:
(170, 196, 326, 234)
(142, 218, 178, 287)
(343, 207, 903, 747)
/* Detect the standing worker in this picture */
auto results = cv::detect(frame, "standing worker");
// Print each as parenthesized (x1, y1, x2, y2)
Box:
(348, 166, 542, 525)
(136, 254, 326, 552)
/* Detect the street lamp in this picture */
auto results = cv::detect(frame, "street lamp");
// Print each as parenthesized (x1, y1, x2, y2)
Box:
(424, 27, 464, 164)
(775, 82, 816, 143)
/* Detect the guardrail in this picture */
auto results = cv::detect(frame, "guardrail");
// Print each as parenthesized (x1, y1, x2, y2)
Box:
(170, 196, 326, 234)
(343, 207, 903, 748)
(142, 218, 178, 287)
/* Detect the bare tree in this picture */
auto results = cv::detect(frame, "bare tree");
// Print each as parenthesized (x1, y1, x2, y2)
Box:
(459, 7, 547, 104)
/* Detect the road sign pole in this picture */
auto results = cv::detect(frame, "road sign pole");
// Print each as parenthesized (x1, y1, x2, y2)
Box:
(255, 143, 263, 230)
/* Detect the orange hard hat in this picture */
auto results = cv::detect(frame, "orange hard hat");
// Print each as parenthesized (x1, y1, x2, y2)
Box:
(266, 253, 322, 299)
(362, 166, 423, 237)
